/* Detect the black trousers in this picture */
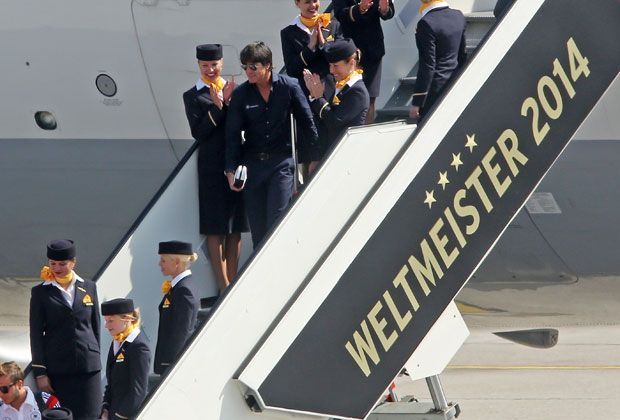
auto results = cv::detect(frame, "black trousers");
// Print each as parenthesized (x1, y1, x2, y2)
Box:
(49, 371, 101, 420)
(243, 155, 295, 248)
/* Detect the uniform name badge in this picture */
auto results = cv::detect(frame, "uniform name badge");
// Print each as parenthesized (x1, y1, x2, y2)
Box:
(83, 294, 93, 306)
(162, 297, 171, 309)
(116, 352, 125, 363)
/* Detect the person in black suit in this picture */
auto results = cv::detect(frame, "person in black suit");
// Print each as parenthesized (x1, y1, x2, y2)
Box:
(29, 239, 101, 420)
(154, 241, 199, 375)
(304, 38, 370, 149)
(100, 298, 150, 420)
(183, 44, 248, 292)
(333, 0, 395, 124)
(409, 0, 466, 120)
(281, 0, 343, 160)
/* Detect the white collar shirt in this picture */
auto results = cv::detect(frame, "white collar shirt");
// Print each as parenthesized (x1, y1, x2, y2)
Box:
(195, 78, 224, 100)
(113, 327, 141, 355)
(335, 72, 364, 96)
(171, 270, 192, 288)
(0, 386, 41, 420)
(292, 16, 313, 35)
(421, 2, 450, 17)
(42, 273, 84, 307)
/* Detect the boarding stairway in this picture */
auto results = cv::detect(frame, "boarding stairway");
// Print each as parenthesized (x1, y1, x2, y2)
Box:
(84, 1, 619, 419)
(376, 11, 496, 122)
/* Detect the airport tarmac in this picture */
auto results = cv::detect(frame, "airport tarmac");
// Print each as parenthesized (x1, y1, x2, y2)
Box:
(396, 324, 620, 419)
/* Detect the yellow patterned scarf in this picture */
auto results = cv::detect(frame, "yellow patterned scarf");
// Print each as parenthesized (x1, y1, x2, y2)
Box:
(113, 322, 136, 343)
(40, 266, 74, 285)
(419, 0, 446, 14)
(201, 76, 226, 93)
(161, 280, 172, 294)
(335, 69, 363, 90)
(300, 13, 331, 29)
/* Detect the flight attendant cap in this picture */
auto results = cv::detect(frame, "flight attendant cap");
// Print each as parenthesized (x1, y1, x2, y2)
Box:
(158, 240, 193, 255)
(101, 298, 135, 316)
(42, 407, 73, 420)
(197, 44, 223, 61)
(46, 239, 76, 260)
(323, 38, 357, 63)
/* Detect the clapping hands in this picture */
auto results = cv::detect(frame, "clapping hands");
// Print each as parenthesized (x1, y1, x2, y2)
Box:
(303, 69, 324, 99)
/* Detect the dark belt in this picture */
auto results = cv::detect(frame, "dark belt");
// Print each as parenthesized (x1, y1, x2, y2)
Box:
(248, 152, 288, 161)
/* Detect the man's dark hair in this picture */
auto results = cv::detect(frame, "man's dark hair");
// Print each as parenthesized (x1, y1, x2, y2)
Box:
(0, 361, 24, 383)
(240, 41, 272, 67)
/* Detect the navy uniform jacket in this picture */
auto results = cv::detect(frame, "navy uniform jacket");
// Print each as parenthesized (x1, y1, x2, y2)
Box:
(280, 18, 343, 94)
(154, 274, 199, 375)
(29, 276, 101, 377)
(225, 73, 320, 169)
(103, 331, 151, 420)
(411, 6, 466, 112)
(333, 0, 395, 64)
(183, 83, 227, 172)
(310, 78, 369, 148)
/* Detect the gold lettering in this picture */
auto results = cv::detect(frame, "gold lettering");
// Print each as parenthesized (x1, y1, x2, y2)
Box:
(444, 206, 466, 247)
(393, 265, 420, 311)
(482, 146, 511, 198)
(408, 240, 444, 296)
(465, 166, 493, 213)
(345, 320, 381, 377)
(429, 218, 459, 270)
(497, 129, 528, 177)
(368, 301, 398, 352)
(454, 188, 480, 236)
(383, 289, 412, 332)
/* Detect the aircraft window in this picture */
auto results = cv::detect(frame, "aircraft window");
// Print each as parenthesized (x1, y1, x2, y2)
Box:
(96, 74, 118, 97)
(34, 111, 57, 130)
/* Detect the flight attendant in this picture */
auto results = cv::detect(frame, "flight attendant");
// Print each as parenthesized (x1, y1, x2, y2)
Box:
(281, 0, 342, 158)
(304, 38, 369, 149)
(100, 298, 150, 420)
(183, 44, 248, 292)
(333, 0, 395, 124)
(153, 241, 199, 375)
(29, 239, 101, 419)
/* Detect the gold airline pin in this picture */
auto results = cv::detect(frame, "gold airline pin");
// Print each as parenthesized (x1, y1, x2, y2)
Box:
(83, 294, 93, 306)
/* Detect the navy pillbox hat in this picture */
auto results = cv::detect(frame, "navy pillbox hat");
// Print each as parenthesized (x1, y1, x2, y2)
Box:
(101, 298, 135, 316)
(323, 38, 357, 63)
(197, 44, 223, 61)
(158, 240, 193, 255)
(43, 407, 73, 420)
(47, 239, 76, 261)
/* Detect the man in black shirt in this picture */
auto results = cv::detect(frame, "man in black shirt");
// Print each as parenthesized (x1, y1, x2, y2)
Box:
(225, 42, 320, 248)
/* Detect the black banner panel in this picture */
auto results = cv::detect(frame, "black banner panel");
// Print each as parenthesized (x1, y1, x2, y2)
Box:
(257, 1, 620, 418)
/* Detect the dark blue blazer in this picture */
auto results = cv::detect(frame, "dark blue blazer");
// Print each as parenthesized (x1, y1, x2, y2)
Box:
(310, 78, 369, 148)
(412, 6, 466, 112)
(103, 331, 151, 420)
(29, 277, 101, 377)
(333, 0, 395, 63)
(183, 84, 227, 172)
(280, 18, 343, 93)
(154, 274, 199, 375)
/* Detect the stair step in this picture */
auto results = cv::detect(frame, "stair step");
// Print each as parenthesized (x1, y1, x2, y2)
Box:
(464, 11, 496, 23)
(376, 106, 410, 119)
(399, 76, 417, 86)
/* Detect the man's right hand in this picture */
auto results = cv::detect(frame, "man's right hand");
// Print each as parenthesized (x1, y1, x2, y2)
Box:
(36, 375, 54, 393)
(226, 171, 244, 192)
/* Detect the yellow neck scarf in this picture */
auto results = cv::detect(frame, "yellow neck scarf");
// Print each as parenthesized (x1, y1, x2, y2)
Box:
(161, 280, 172, 294)
(40, 266, 74, 285)
(201, 76, 226, 93)
(335, 69, 363, 90)
(419, 0, 446, 14)
(300, 13, 331, 29)
(113, 322, 136, 343)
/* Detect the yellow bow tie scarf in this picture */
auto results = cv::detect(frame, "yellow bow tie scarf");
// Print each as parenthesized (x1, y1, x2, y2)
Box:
(201, 76, 226, 93)
(40, 266, 74, 285)
(333, 69, 364, 104)
(114, 322, 136, 343)
(300, 13, 331, 29)
(161, 280, 172, 294)
(419, 0, 445, 14)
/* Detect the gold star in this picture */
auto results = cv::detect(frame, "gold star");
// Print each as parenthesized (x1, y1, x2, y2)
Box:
(465, 134, 478, 153)
(437, 171, 450, 190)
(424, 190, 436, 209)
(450, 153, 463, 171)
